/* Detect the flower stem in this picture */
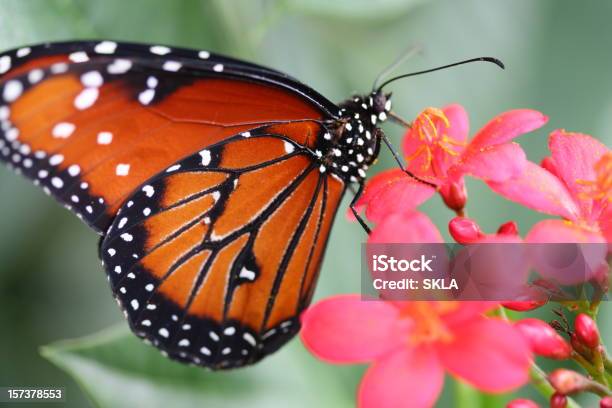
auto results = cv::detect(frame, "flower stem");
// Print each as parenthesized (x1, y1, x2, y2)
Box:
(529, 364, 581, 408)
(573, 351, 609, 387)
(454, 380, 481, 408)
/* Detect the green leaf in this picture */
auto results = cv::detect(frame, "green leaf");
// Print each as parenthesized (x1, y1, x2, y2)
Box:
(41, 324, 357, 408)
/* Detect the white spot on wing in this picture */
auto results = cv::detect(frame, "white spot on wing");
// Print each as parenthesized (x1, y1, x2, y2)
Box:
(51, 177, 64, 189)
(107, 59, 132, 74)
(81, 71, 104, 87)
(0, 106, 9, 120)
(138, 89, 155, 105)
(162, 60, 182, 72)
(150, 45, 171, 55)
(52, 122, 76, 138)
(239, 266, 256, 281)
(118, 217, 128, 229)
(28, 69, 44, 84)
(17, 47, 31, 58)
(49, 154, 64, 166)
(97, 131, 113, 145)
(142, 185, 155, 197)
(115, 163, 130, 176)
(95, 41, 117, 54)
(283, 141, 295, 154)
(74, 88, 99, 110)
(3, 80, 23, 102)
(68, 164, 81, 176)
(69, 51, 89, 63)
(50, 63, 68, 74)
(0, 56, 11, 74)
(243, 332, 256, 346)
(146, 76, 158, 88)
(199, 150, 211, 166)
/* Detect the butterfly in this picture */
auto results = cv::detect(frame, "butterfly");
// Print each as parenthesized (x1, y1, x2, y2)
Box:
(0, 40, 500, 369)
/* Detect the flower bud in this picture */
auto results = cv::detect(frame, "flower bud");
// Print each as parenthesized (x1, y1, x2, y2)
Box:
(600, 396, 612, 408)
(515, 318, 571, 359)
(506, 399, 540, 408)
(570, 332, 593, 360)
(574, 313, 600, 349)
(548, 369, 589, 395)
(441, 181, 467, 213)
(449, 217, 483, 244)
(497, 220, 519, 236)
(502, 300, 546, 312)
(550, 393, 567, 408)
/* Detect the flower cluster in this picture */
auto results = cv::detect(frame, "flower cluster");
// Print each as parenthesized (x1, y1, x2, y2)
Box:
(300, 104, 611, 408)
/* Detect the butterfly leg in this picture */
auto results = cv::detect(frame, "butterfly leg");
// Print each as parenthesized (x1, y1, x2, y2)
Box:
(349, 183, 371, 235)
(379, 131, 438, 189)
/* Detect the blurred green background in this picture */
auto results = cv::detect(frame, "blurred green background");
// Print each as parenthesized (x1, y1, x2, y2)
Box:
(0, 0, 610, 407)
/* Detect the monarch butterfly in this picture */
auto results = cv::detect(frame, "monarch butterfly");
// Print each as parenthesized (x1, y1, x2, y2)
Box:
(0, 40, 501, 369)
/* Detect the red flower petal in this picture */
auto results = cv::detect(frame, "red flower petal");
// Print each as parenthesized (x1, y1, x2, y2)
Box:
(438, 317, 532, 392)
(468, 109, 548, 151)
(442, 104, 470, 143)
(358, 347, 444, 408)
(488, 161, 580, 220)
(300, 295, 403, 363)
(525, 219, 606, 244)
(442, 302, 499, 327)
(368, 211, 443, 244)
(548, 130, 609, 215)
(353, 169, 435, 223)
(459, 142, 527, 182)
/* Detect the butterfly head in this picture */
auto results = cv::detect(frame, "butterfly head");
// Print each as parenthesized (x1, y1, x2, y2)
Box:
(322, 90, 392, 183)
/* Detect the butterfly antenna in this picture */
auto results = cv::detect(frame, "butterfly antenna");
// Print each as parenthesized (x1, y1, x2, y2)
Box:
(372, 45, 423, 92)
(376, 57, 504, 91)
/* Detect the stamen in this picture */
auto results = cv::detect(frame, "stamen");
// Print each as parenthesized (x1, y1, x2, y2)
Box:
(576, 152, 612, 203)
(401, 302, 456, 345)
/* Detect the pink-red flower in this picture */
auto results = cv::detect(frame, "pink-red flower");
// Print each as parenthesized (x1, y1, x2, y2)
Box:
(507, 399, 540, 408)
(301, 298, 532, 408)
(355, 104, 548, 215)
(514, 318, 572, 360)
(489, 130, 611, 243)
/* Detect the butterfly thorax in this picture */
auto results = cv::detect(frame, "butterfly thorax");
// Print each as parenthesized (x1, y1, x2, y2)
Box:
(319, 91, 391, 183)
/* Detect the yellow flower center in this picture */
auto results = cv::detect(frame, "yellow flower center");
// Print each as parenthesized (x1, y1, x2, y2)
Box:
(577, 151, 612, 203)
(400, 301, 458, 345)
(405, 108, 465, 172)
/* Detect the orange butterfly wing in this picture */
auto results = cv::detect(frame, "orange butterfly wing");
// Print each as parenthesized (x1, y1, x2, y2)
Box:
(0, 41, 333, 232)
(1, 41, 347, 368)
(100, 123, 345, 368)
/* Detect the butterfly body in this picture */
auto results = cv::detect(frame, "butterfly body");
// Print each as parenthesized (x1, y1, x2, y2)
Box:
(0, 40, 390, 368)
